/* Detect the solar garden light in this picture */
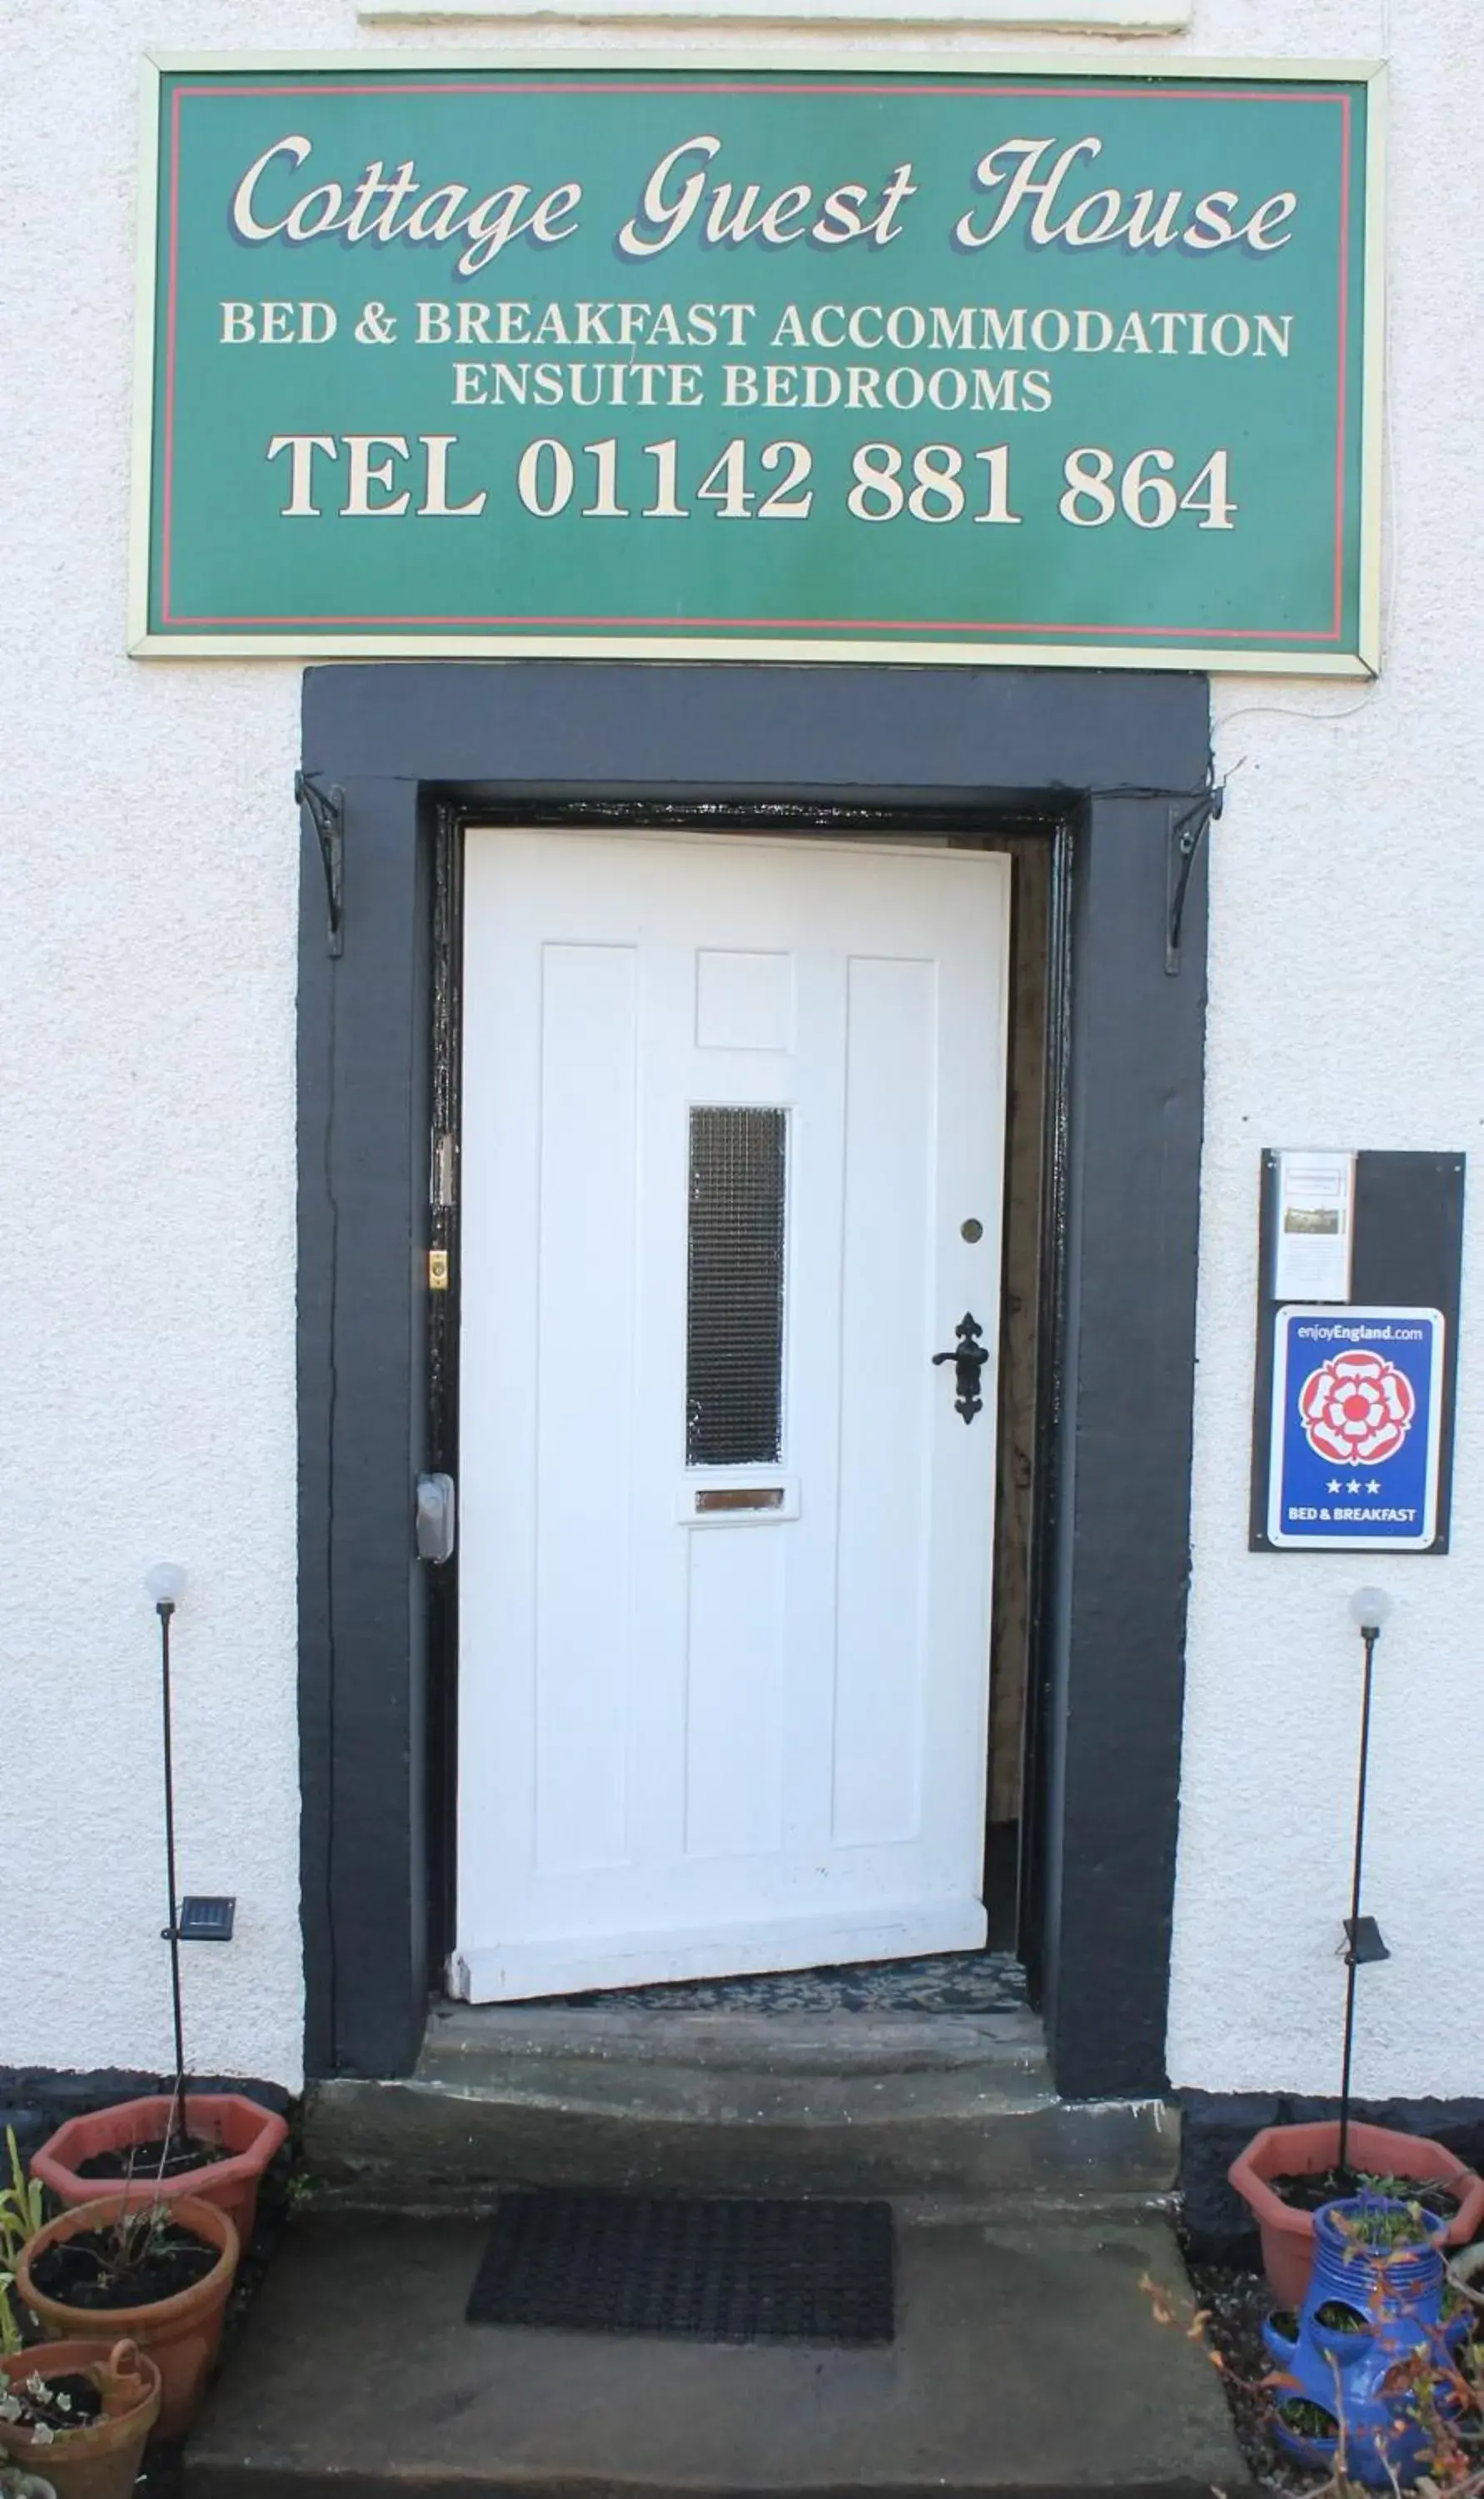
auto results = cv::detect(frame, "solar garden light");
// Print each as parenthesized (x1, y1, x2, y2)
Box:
(1337, 1586, 1395, 2176)
(146, 1562, 190, 2140)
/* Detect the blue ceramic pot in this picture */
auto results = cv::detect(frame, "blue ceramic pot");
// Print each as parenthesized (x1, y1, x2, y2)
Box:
(1265, 2195, 1467, 2488)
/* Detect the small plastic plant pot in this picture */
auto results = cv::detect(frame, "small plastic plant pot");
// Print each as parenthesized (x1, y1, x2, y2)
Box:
(1447, 2241, 1484, 2312)
(0, 2340, 162, 2499)
(16, 2195, 239, 2442)
(1228, 2120, 1484, 2306)
(1, 2470, 58, 2499)
(31, 2096, 286, 2247)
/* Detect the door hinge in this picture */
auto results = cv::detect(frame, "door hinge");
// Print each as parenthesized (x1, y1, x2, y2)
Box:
(416, 1470, 456, 1564)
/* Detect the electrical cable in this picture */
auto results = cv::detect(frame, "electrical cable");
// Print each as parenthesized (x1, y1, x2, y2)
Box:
(323, 950, 341, 2068)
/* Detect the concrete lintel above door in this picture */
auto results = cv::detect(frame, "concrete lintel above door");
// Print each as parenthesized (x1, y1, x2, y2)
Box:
(358, 2, 1190, 25)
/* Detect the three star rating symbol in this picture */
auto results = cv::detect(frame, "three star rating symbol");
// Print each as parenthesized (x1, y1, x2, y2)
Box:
(1327, 1479, 1384, 1494)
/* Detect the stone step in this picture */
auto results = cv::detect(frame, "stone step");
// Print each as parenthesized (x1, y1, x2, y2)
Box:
(187, 2207, 1241, 2499)
(304, 2007, 1178, 2207)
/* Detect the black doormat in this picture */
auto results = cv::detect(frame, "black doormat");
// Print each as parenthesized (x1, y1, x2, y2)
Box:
(466, 2191, 894, 2344)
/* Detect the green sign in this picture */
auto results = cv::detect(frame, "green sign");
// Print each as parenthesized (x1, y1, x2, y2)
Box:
(132, 54, 1382, 671)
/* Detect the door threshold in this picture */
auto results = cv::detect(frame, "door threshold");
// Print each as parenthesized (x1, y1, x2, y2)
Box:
(305, 1983, 1178, 2207)
(421, 1951, 1045, 2080)
(418, 1996, 1047, 2084)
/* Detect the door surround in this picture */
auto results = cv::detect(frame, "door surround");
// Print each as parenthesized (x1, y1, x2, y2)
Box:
(296, 660, 1210, 2098)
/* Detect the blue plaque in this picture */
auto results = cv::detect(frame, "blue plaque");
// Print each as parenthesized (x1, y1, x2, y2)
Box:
(1267, 1307, 1445, 1550)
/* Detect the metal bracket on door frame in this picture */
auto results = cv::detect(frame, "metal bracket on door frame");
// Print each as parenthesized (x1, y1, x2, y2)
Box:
(1165, 781, 1223, 975)
(296, 771, 345, 957)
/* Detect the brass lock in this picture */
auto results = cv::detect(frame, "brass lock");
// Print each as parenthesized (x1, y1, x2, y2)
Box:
(427, 1248, 451, 1292)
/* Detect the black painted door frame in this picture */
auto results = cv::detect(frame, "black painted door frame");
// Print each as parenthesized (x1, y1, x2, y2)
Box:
(297, 661, 1210, 2097)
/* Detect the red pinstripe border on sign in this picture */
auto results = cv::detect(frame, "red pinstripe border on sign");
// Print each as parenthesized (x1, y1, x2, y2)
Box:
(158, 77, 1358, 646)
(1332, 90, 1352, 636)
(162, 612, 1350, 636)
(161, 82, 185, 621)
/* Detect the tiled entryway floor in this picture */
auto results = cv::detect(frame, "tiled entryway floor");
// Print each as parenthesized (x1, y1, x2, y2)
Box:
(527, 1949, 1028, 2018)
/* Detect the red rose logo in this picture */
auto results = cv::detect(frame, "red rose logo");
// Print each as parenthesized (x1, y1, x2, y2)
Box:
(1298, 1347, 1416, 1467)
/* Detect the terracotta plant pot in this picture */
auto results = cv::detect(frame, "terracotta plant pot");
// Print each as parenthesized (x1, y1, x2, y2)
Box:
(0, 2340, 161, 2499)
(1229, 2119, 1484, 2306)
(31, 2097, 286, 2247)
(16, 2196, 239, 2441)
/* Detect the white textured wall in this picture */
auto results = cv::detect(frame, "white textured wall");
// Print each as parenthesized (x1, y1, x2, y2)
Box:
(1173, 3, 1484, 2103)
(0, 0, 307, 2084)
(2, 0, 1470, 2098)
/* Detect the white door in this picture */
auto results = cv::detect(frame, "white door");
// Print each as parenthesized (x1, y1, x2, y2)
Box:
(453, 828, 1009, 2003)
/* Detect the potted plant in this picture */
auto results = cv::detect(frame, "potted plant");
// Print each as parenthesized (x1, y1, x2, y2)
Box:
(30, 1574, 287, 2247)
(1230, 1595, 1484, 2302)
(2, 2133, 47, 2359)
(14, 2195, 238, 2442)
(31, 2097, 286, 2248)
(0, 2342, 161, 2499)
(1262, 2193, 1468, 2487)
(1231, 2117, 1484, 2307)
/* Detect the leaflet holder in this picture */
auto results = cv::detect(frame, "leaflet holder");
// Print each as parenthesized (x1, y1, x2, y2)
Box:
(1249, 1150, 1465, 1554)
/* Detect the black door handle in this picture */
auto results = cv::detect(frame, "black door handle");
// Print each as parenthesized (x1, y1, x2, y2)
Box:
(932, 1313, 989, 1424)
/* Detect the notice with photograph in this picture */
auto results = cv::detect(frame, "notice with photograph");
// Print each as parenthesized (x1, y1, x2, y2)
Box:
(1274, 1150, 1354, 1302)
